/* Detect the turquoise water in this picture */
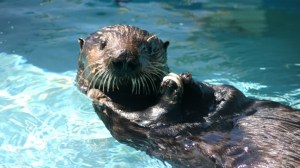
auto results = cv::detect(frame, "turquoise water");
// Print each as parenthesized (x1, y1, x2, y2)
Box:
(1, 0, 300, 167)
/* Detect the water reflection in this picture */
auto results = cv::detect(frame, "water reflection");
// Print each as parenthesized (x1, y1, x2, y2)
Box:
(163, 0, 300, 96)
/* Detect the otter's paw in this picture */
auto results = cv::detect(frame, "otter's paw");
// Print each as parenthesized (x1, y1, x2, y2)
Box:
(160, 73, 184, 99)
(87, 89, 110, 103)
(179, 72, 193, 85)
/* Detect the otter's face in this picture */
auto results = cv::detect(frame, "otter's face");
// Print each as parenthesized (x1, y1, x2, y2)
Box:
(77, 25, 169, 95)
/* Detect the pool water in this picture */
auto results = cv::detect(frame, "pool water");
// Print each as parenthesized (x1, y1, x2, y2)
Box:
(1, 0, 299, 167)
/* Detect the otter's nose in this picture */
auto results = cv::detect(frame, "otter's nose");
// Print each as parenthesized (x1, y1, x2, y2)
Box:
(112, 49, 140, 71)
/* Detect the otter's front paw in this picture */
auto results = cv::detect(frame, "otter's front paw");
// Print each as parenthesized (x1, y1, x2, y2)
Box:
(160, 73, 184, 100)
(87, 89, 110, 103)
(179, 72, 193, 85)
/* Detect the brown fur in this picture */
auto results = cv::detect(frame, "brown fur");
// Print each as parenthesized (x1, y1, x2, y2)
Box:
(76, 25, 300, 167)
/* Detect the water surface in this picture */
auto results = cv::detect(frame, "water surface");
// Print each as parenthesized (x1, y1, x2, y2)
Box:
(1, 0, 299, 167)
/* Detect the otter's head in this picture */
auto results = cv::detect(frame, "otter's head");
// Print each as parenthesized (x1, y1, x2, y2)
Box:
(76, 25, 169, 96)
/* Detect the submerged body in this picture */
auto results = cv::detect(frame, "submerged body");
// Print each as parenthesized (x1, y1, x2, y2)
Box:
(76, 25, 300, 167)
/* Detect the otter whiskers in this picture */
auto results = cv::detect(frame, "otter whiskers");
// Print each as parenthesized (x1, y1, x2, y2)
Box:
(86, 62, 166, 95)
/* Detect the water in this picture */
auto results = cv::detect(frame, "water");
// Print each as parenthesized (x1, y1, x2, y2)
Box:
(0, 0, 299, 167)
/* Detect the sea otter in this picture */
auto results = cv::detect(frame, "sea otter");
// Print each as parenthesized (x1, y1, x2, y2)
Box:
(76, 25, 300, 167)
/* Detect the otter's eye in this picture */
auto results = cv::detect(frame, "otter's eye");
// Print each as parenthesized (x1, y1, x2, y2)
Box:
(99, 40, 106, 50)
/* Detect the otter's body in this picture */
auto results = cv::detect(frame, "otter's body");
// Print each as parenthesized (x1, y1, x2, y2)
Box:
(76, 25, 300, 167)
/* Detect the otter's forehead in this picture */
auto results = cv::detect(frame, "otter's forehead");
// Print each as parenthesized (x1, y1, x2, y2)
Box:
(84, 26, 156, 48)
(84, 25, 165, 51)
(97, 25, 152, 40)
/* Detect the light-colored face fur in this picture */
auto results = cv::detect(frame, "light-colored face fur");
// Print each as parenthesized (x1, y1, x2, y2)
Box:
(77, 25, 169, 95)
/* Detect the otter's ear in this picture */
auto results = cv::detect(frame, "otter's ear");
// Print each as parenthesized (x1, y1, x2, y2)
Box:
(163, 41, 169, 50)
(78, 38, 85, 51)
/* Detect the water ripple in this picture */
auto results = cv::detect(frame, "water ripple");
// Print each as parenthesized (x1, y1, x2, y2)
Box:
(0, 53, 168, 168)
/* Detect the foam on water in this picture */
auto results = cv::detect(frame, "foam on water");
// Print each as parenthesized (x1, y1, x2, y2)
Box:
(0, 53, 171, 168)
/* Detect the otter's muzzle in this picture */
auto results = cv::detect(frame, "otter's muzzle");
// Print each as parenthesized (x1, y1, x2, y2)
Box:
(112, 49, 140, 72)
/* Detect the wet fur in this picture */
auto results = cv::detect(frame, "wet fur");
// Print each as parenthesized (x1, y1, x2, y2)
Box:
(77, 25, 300, 167)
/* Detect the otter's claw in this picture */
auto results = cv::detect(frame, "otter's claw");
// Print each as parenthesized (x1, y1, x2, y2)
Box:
(160, 73, 184, 97)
